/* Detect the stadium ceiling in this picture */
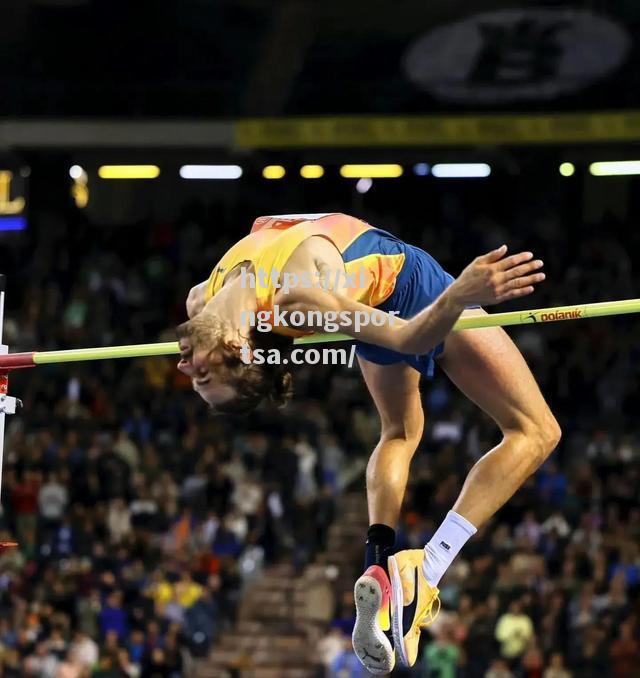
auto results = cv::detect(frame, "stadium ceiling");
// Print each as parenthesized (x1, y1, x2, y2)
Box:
(1, 0, 639, 118)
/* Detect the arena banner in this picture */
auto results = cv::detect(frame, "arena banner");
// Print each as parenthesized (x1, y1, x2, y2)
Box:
(235, 111, 640, 148)
(402, 9, 630, 104)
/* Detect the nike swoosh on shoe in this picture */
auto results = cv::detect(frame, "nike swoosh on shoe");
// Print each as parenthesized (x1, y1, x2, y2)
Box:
(402, 567, 419, 637)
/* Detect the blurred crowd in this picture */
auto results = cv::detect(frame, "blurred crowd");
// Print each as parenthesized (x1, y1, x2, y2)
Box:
(0, 421, 347, 677)
(0, 175, 638, 677)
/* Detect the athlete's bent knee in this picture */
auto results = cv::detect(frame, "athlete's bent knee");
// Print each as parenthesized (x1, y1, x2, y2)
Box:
(366, 412, 424, 484)
(366, 434, 421, 491)
(379, 407, 424, 448)
(525, 410, 561, 469)
(543, 411, 562, 453)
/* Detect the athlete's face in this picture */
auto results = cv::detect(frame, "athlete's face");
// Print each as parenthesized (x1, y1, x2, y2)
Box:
(176, 316, 237, 407)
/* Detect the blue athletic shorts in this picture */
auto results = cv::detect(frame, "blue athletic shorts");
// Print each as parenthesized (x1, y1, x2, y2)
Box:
(351, 229, 456, 378)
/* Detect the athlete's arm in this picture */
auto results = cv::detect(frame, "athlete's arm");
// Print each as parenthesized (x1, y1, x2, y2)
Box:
(281, 286, 465, 354)
(400, 246, 544, 353)
(279, 286, 408, 350)
(280, 246, 544, 354)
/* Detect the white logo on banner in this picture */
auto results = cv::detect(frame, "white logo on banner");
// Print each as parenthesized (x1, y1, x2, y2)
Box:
(403, 9, 630, 103)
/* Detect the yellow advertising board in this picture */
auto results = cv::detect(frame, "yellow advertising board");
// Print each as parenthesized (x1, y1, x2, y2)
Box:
(235, 111, 640, 148)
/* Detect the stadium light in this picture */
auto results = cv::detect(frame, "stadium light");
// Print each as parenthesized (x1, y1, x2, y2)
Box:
(340, 164, 403, 178)
(300, 165, 325, 179)
(263, 165, 286, 179)
(589, 161, 640, 176)
(98, 165, 160, 179)
(559, 163, 575, 177)
(356, 178, 372, 194)
(432, 163, 491, 178)
(179, 165, 242, 180)
(70, 165, 89, 209)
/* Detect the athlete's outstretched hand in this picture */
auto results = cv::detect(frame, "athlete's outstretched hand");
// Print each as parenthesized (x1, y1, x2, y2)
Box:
(450, 245, 545, 306)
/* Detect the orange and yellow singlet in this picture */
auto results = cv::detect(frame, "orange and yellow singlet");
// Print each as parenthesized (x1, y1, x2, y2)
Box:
(205, 213, 406, 333)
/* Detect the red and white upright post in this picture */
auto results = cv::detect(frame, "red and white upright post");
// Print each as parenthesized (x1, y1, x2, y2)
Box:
(0, 275, 20, 548)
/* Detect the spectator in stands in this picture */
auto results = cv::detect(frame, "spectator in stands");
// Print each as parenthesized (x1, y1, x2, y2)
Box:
(106, 497, 131, 544)
(485, 658, 515, 678)
(521, 636, 544, 678)
(37, 472, 68, 536)
(543, 652, 572, 678)
(609, 622, 639, 678)
(423, 626, 461, 678)
(318, 626, 346, 672)
(495, 600, 535, 666)
(174, 569, 203, 609)
(69, 630, 98, 671)
(329, 633, 368, 678)
(56, 648, 86, 678)
(11, 470, 40, 559)
(98, 593, 128, 643)
(183, 586, 219, 657)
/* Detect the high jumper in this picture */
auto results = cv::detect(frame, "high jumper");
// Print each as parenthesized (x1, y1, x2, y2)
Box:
(167, 212, 561, 672)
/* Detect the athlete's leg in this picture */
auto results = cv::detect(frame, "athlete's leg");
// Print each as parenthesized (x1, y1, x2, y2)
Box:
(358, 359, 424, 530)
(352, 359, 423, 674)
(390, 309, 561, 667)
(437, 308, 561, 527)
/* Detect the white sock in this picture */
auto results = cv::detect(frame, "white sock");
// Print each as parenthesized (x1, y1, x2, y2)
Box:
(423, 511, 477, 587)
